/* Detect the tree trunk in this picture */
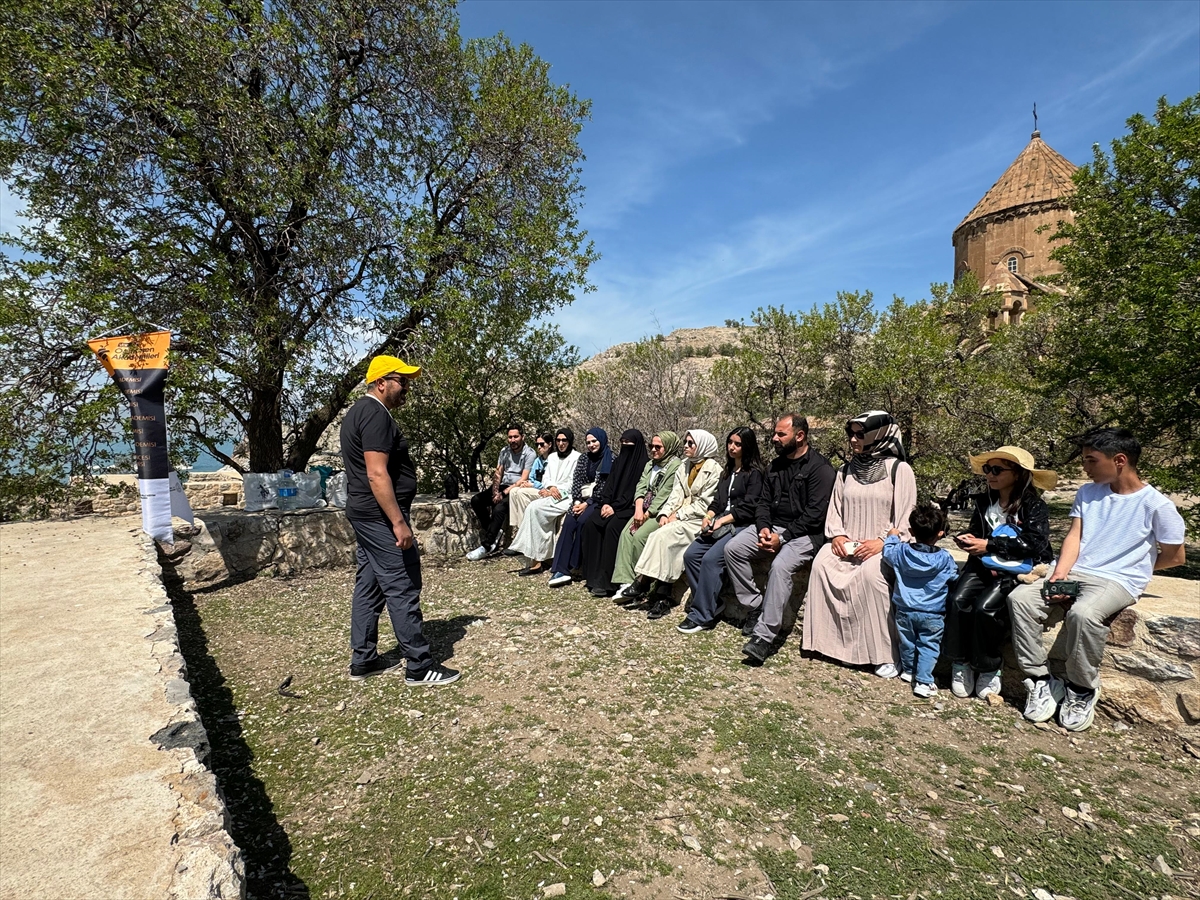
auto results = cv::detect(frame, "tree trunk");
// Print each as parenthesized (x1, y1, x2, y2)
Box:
(247, 385, 285, 473)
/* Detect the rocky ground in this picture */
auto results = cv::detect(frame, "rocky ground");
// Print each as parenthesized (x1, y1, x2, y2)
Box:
(176, 558, 1199, 900)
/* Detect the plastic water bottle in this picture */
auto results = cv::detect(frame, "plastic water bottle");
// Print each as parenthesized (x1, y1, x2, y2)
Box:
(277, 469, 298, 510)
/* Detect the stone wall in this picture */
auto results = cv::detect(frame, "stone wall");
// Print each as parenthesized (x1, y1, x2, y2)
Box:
(160, 498, 479, 590)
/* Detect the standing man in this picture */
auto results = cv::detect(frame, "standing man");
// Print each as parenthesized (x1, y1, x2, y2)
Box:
(723, 414, 836, 664)
(466, 425, 536, 560)
(341, 355, 460, 686)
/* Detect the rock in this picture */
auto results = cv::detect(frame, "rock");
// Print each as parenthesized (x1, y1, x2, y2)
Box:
(827, 814, 849, 823)
(926, 791, 938, 800)
(1032, 890, 1054, 900)
(1152, 855, 1172, 876)
(682, 834, 702, 852)
(618, 732, 633, 743)
(990, 846, 1005, 858)
(1099, 675, 1182, 727)
(404, 709, 424, 719)
(985, 692, 1005, 707)
(1178, 689, 1200, 724)
(542, 883, 567, 898)
(813, 864, 830, 876)
(593, 816, 603, 826)
(355, 771, 375, 785)
(1106, 608, 1138, 647)
(1110, 650, 1195, 683)
(1061, 806, 1078, 819)
(592, 870, 607, 887)
(335, 701, 346, 712)
(1145, 616, 1200, 660)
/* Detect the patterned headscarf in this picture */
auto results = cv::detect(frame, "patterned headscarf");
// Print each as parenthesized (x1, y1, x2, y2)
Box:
(847, 410, 905, 484)
(684, 429, 720, 472)
(655, 431, 681, 459)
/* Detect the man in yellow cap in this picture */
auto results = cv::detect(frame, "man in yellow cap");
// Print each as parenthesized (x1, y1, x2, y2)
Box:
(340, 355, 460, 686)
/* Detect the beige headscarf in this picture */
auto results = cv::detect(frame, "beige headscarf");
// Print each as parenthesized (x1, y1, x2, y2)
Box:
(684, 429, 720, 470)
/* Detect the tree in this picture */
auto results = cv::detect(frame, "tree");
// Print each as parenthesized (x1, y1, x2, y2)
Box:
(1046, 93, 1200, 496)
(393, 294, 578, 494)
(0, 0, 594, 497)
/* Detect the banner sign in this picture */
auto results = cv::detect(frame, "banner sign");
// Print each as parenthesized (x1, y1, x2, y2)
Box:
(87, 330, 190, 541)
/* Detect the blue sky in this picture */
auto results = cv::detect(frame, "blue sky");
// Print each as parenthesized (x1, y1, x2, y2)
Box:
(459, 0, 1200, 358)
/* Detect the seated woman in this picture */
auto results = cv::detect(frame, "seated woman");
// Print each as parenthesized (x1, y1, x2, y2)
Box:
(606, 432, 683, 598)
(548, 429, 612, 586)
(946, 446, 1055, 700)
(509, 428, 580, 575)
(579, 430, 648, 596)
(802, 411, 916, 676)
(626, 429, 723, 620)
(677, 427, 765, 632)
(506, 432, 554, 546)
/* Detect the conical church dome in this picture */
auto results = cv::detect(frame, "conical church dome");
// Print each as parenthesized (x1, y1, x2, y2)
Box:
(954, 132, 1077, 236)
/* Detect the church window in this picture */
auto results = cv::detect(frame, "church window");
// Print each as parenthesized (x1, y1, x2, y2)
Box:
(1007, 256, 1019, 273)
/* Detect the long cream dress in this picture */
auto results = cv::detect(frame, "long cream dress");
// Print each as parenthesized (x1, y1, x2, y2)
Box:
(509, 450, 580, 562)
(633, 458, 722, 583)
(802, 460, 917, 666)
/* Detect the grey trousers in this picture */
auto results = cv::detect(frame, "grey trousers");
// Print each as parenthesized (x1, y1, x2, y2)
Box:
(348, 515, 433, 672)
(724, 526, 816, 643)
(1007, 570, 1135, 690)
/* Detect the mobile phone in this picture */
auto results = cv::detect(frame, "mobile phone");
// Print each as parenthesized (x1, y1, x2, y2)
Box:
(954, 533, 971, 546)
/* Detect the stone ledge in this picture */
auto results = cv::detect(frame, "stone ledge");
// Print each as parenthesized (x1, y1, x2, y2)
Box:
(137, 538, 246, 900)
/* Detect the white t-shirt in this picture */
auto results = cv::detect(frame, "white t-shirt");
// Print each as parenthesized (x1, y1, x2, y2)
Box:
(1069, 482, 1187, 600)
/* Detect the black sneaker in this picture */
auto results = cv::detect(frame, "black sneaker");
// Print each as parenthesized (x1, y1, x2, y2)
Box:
(646, 598, 673, 620)
(741, 608, 762, 638)
(742, 637, 771, 663)
(405, 664, 462, 687)
(676, 618, 712, 635)
(349, 656, 404, 681)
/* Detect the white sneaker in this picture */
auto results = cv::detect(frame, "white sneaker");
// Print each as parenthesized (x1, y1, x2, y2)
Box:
(465, 545, 488, 561)
(875, 663, 899, 679)
(1022, 675, 1065, 723)
(900, 671, 913, 684)
(951, 664, 975, 699)
(547, 572, 573, 587)
(975, 670, 1002, 700)
(913, 682, 937, 698)
(1059, 683, 1099, 732)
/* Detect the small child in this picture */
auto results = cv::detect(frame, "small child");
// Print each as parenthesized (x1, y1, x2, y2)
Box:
(883, 503, 960, 698)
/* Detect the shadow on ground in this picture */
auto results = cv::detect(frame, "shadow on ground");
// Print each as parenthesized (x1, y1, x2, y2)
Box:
(424, 614, 487, 665)
(170, 585, 311, 900)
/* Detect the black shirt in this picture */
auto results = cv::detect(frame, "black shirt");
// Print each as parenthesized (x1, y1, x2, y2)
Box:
(340, 396, 418, 519)
(756, 447, 836, 543)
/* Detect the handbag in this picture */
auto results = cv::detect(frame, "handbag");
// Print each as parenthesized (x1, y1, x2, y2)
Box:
(980, 522, 1034, 574)
(698, 523, 734, 544)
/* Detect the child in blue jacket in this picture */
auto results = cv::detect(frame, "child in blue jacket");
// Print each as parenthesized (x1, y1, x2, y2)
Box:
(883, 503, 959, 697)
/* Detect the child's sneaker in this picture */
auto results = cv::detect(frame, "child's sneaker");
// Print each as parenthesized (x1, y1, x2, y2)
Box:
(874, 663, 899, 679)
(975, 670, 1002, 700)
(950, 664, 975, 699)
(1022, 675, 1065, 723)
(1059, 683, 1098, 732)
(913, 682, 937, 698)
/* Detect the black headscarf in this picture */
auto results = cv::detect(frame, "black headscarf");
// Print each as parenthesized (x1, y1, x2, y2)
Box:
(600, 429, 648, 510)
(555, 427, 575, 459)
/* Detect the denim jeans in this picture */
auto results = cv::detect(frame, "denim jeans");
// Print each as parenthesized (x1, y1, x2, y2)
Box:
(894, 608, 945, 685)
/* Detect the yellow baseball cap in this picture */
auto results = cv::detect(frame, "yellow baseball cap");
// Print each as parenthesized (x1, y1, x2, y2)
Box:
(365, 355, 421, 384)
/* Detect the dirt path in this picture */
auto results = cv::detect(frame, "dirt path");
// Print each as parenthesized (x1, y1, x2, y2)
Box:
(0, 517, 186, 900)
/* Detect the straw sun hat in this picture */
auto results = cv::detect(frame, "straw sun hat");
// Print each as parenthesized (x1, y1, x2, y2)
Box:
(968, 446, 1058, 491)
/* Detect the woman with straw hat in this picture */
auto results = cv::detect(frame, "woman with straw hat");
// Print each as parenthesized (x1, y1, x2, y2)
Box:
(945, 446, 1056, 701)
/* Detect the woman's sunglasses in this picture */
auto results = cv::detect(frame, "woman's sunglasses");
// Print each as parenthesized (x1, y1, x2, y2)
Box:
(981, 464, 1015, 476)
(683, 438, 696, 447)
(845, 428, 865, 438)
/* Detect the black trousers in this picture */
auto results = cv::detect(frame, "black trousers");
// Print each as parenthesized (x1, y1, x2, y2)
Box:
(944, 564, 1013, 673)
(470, 489, 510, 548)
(580, 507, 635, 593)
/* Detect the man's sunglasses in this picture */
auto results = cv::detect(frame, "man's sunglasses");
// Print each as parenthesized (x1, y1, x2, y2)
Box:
(381, 374, 409, 385)
(981, 464, 1015, 476)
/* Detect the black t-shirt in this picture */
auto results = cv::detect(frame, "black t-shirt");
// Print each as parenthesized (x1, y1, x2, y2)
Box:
(340, 396, 418, 519)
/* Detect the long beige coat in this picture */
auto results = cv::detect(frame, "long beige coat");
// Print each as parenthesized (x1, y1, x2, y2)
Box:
(633, 458, 722, 582)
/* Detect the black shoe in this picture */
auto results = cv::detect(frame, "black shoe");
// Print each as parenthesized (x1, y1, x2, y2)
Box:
(349, 656, 405, 681)
(589, 587, 611, 598)
(741, 608, 762, 638)
(676, 618, 713, 634)
(502, 548, 522, 557)
(646, 597, 673, 620)
(517, 564, 544, 577)
(743, 637, 771, 663)
(406, 664, 462, 687)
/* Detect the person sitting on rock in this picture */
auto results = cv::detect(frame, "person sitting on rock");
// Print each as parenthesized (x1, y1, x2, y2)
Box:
(547, 428, 612, 587)
(579, 430, 649, 596)
(607, 432, 683, 599)
(509, 428, 581, 576)
(726, 414, 836, 663)
(503, 432, 553, 554)
(466, 425, 535, 560)
(1008, 428, 1186, 732)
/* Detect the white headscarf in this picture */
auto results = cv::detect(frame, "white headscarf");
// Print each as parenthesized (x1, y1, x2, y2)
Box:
(684, 429, 720, 471)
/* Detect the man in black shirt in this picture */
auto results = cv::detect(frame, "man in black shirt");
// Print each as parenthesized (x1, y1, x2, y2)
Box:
(723, 414, 835, 663)
(340, 355, 460, 686)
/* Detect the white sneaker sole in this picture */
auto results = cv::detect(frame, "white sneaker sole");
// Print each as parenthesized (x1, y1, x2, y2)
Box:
(406, 671, 462, 687)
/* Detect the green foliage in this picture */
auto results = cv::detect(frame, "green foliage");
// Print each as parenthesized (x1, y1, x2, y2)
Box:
(0, 0, 594, 507)
(1046, 93, 1200, 503)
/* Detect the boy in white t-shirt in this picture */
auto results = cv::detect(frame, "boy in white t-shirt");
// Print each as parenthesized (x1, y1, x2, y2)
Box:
(1008, 428, 1186, 732)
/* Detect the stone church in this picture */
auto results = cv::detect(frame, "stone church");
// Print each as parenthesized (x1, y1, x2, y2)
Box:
(953, 130, 1076, 326)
